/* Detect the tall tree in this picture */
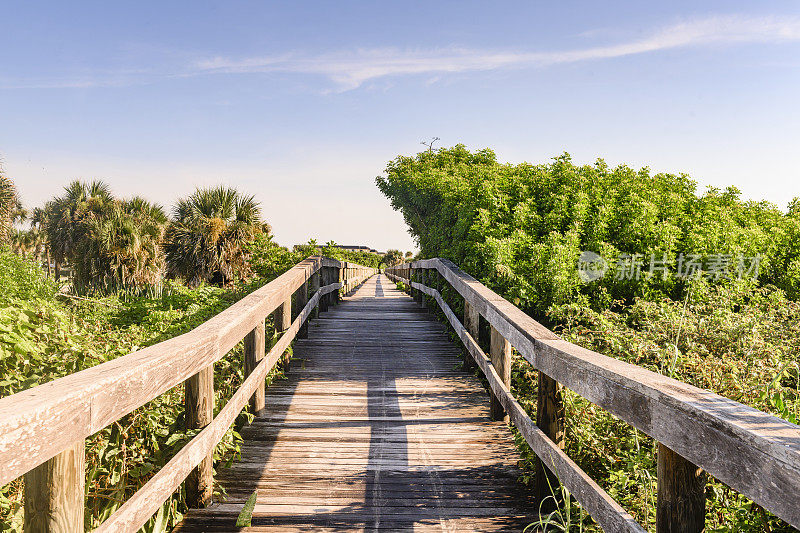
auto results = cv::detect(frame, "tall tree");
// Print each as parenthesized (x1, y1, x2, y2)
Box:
(44, 180, 114, 280)
(73, 197, 167, 292)
(165, 186, 263, 287)
(0, 169, 16, 245)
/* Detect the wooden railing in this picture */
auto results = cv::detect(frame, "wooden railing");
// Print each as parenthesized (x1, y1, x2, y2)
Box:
(387, 259, 800, 532)
(0, 256, 376, 532)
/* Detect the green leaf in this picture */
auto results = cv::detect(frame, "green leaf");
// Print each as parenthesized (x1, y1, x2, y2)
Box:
(235, 490, 258, 527)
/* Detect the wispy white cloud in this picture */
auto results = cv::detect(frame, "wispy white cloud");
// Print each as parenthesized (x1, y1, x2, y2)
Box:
(194, 15, 800, 90)
(3, 14, 799, 91)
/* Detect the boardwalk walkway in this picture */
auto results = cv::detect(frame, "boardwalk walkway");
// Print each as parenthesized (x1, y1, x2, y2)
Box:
(177, 274, 535, 532)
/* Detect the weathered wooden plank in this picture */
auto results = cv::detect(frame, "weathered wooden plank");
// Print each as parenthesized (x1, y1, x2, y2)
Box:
(23, 440, 84, 533)
(657, 443, 705, 533)
(244, 322, 266, 415)
(185, 365, 214, 507)
(534, 371, 565, 510)
(489, 326, 511, 423)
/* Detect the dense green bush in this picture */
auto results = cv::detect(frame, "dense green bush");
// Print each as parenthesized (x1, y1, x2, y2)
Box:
(377, 146, 800, 316)
(0, 249, 57, 304)
(247, 236, 384, 278)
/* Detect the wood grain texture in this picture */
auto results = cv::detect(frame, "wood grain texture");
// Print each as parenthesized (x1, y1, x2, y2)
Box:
(489, 326, 510, 423)
(392, 260, 800, 528)
(657, 443, 705, 533)
(0, 257, 375, 486)
(534, 372, 565, 511)
(23, 440, 84, 533)
(244, 322, 266, 415)
(185, 366, 214, 507)
(463, 300, 479, 372)
(176, 275, 537, 532)
(296, 276, 309, 339)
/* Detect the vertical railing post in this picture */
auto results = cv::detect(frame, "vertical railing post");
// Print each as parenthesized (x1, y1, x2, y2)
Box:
(335, 263, 342, 303)
(185, 365, 214, 507)
(319, 265, 329, 313)
(274, 296, 292, 365)
(657, 443, 706, 533)
(24, 440, 85, 532)
(463, 300, 479, 371)
(244, 321, 266, 415)
(311, 266, 321, 319)
(297, 274, 309, 339)
(413, 266, 423, 306)
(489, 326, 511, 423)
(534, 373, 566, 510)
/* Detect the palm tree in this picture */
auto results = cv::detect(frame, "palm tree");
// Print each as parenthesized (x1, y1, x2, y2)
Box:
(0, 170, 16, 245)
(30, 207, 52, 276)
(165, 186, 263, 287)
(73, 198, 166, 292)
(44, 180, 114, 280)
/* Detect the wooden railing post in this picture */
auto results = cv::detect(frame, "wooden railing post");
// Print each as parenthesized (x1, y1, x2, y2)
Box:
(297, 276, 309, 339)
(244, 321, 266, 415)
(413, 267, 424, 306)
(311, 269, 321, 319)
(337, 264, 344, 300)
(534, 373, 566, 510)
(489, 326, 511, 423)
(319, 266, 329, 313)
(185, 366, 214, 507)
(463, 300, 479, 371)
(24, 440, 84, 532)
(657, 443, 706, 533)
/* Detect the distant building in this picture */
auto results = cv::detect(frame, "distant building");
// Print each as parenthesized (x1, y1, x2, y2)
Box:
(336, 245, 385, 256)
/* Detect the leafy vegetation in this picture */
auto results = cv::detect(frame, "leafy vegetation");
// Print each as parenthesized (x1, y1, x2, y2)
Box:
(378, 146, 800, 531)
(377, 145, 800, 313)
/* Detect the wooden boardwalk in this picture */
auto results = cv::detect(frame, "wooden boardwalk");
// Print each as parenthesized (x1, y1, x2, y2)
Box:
(177, 274, 535, 532)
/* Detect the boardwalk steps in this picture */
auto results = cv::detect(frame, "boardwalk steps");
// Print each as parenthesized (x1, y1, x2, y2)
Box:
(175, 275, 536, 532)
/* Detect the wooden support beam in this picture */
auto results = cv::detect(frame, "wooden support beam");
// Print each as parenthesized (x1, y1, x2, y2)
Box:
(489, 326, 511, 423)
(336, 266, 343, 302)
(657, 443, 706, 533)
(319, 267, 329, 313)
(185, 366, 214, 507)
(23, 440, 84, 533)
(296, 278, 309, 339)
(243, 321, 266, 416)
(274, 298, 291, 331)
(310, 270, 321, 318)
(534, 372, 566, 510)
(463, 300, 479, 371)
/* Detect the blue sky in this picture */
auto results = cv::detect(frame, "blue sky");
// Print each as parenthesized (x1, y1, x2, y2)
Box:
(2, 1, 799, 251)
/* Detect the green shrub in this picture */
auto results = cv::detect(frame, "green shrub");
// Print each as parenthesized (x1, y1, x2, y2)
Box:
(0, 249, 57, 304)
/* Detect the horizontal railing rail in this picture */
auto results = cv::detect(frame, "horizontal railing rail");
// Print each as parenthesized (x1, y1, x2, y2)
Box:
(0, 256, 376, 532)
(387, 259, 800, 532)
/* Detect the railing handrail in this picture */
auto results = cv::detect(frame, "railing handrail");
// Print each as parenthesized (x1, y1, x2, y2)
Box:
(0, 256, 376, 532)
(387, 259, 800, 530)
